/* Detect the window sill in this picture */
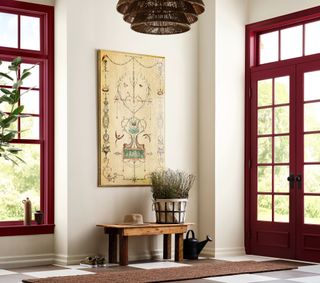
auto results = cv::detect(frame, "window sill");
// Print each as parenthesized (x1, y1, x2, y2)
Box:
(0, 224, 55, 237)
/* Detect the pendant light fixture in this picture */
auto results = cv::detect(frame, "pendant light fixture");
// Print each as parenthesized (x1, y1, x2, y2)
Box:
(116, 0, 205, 35)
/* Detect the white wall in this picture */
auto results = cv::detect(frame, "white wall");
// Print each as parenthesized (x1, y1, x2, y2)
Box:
(0, 235, 54, 268)
(198, 0, 248, 257)
(55, 0, 199, 263)
(54, 0, 68, 263)
(248, 0, 320, 23)
(198, 0, 216, 255)
(214, 0, 248, 256)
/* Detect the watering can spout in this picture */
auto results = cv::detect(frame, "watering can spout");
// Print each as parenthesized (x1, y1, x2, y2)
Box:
(197, 235, 213, 254)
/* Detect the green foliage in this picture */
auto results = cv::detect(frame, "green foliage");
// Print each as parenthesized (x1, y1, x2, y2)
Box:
(150, 169, 195, 200)
(0, 57, 34, 164)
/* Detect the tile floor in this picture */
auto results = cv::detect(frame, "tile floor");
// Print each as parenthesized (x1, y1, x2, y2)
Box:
(0, 255, 319, 283)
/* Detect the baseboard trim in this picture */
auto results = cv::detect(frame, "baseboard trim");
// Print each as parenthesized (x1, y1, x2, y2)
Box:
(201, 246, 246, 258)
(54, 249, 163, 266)
(0, 247, 246, 268)
(54, 254, 89, 266)
(214, 247, 246, 257)
(0, 253, 54, 269)
(201, 247, 215, 257)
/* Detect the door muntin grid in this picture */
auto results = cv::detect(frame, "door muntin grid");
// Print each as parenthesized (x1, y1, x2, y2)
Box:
(257, 76, 291, 223)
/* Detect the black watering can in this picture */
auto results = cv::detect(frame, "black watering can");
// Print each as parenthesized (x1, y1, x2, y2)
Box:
(183, 230, 213, 260)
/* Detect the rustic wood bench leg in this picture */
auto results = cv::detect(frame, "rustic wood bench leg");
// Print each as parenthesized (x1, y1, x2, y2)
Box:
(108, 233, 118, 263)
(119, 235, 129, 266)
(163, 234, 172, 259)
(174, 233, 183, 262)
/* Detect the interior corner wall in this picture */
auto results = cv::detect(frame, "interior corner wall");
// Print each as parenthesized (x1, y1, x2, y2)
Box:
(198, 0, 216, 256)
(214, 0, 247, 256)
(198, 0, 248, 257)
(54, 0, 199, 263)
(248, 0, 320, 23)
(54, 0, 68, 264)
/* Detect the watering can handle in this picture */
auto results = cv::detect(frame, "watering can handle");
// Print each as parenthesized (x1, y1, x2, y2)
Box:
(186, 230, 195, 239)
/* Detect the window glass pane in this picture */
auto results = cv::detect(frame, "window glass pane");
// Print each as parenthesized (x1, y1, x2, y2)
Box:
(258, 79, 272, 107)
(305, 20, 320, 55)
(21, 64, 39, 89)
(305, 196, 320, 225)
(274, 165, 289, 193)
(275, 76, 289, 105)
(281, 25, 303, 60)
(0, 144, 40, 221)
(304, 71, 320, 101)
(260, 31, 279, 64)
(21, 117, 39, 140)
(258, 166, 272, 192)
(0, 120, 18, 139)
(305, 134, 320, 162)
(258, 195, 272, 221)
(258, 108, 272, 135)
(0, 61, 14, 86)
(8, 120, 18, 133)
(0, 12, 18, 48)
(258, 137, 272, 164)
(0, 88, 14, 113)
(275, 106, 289, 134)
(20, 90, 39, 115)
(305, 102, 320, 132)
(274, 195, 289, 223)
(275, 135, 289, 163)
(305, 165, 320, 194)
(21, 16, 40, 51)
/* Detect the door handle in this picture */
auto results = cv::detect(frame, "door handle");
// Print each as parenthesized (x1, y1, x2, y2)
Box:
(296, 174, 302, 189)
(287, 173, 295, 189)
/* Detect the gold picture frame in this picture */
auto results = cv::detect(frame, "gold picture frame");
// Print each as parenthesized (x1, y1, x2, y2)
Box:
(98, 50, 165, 186)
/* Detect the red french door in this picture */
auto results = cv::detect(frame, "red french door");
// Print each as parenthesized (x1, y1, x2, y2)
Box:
(250, 66, 296, 259)
(296, 61, 320, 261)
(249, 60, 320, 262)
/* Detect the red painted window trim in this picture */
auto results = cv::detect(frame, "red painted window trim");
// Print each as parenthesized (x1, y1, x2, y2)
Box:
(0, 0, 54, 236)
(245, 6, 320, 253)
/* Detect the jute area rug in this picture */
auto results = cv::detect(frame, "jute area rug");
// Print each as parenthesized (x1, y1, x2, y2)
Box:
(23, 260, 301, 283)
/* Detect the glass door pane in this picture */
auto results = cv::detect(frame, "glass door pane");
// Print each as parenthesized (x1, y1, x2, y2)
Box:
(256, 75, 290, 223)
(303, 71, 320, 225)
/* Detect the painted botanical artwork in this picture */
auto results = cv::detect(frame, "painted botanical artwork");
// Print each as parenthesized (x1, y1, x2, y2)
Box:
(98, 50, 165, 186)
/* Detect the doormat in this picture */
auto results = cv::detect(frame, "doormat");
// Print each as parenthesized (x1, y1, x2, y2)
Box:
(23, 260, 301, 283)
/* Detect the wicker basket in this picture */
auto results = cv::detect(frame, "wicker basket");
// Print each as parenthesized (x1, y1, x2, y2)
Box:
(153, 199, 188, 224)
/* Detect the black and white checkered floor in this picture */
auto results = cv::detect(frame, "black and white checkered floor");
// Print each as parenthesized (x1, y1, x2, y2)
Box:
(0, 255, 319, 283)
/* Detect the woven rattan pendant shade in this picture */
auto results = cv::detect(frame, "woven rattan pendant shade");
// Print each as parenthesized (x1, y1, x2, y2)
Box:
(117, 0, 205, 35)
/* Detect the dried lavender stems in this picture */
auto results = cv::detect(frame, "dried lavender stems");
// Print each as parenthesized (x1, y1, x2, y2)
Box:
(151, 169, 196, 199)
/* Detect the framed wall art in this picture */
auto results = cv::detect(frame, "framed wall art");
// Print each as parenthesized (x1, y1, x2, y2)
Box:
(98, 50, 165, 186)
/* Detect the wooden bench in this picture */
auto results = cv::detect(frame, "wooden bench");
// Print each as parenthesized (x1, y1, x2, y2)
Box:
(97, 223, 191, 266)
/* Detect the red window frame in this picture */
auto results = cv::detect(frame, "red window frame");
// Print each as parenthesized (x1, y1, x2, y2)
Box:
(0, 0, 54, 236)
(245, 6, 320, 253)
